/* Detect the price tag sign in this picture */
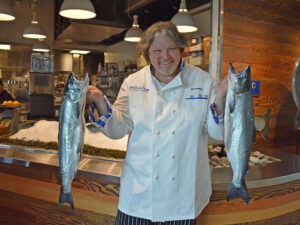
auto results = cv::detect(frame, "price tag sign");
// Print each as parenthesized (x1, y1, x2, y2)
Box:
(251, 80, 260, 96)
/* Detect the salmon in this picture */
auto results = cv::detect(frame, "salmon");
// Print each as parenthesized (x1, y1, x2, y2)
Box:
(224, 63, 256, 204)
(58, 73, 89, 210)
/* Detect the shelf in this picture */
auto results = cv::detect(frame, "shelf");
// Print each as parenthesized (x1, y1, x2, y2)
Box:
(96, 72, 130, 77)
(0, 104, 21, 109)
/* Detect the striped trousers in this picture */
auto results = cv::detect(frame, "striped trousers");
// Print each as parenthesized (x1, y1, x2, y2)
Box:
(114, 210, 196, 225)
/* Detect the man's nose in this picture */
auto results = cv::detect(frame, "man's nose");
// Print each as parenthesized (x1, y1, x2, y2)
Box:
(161, 49, 170, 59)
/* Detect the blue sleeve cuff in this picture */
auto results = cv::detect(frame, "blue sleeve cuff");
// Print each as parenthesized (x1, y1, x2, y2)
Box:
(210, 103, 224, 125)
(89, 95, 112, 128)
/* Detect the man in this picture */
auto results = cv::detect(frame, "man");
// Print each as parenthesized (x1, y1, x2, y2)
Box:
(0, 79, 13, 104)
(87, 21, 228, 225)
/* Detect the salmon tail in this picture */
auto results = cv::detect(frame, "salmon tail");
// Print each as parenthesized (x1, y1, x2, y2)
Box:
(58, 187, 74, 210)
(260, 109, 271, 142)
(226, 181, 250, 204)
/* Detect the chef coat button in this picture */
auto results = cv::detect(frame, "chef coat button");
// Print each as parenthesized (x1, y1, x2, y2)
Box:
(173, 109, 176, 113)
(172, 130, 175, 135)
(154, 175, 159, 180)
(156, 131, 160, 135)
(171, 177, 176, 180)
(154, 153, 160, 157)
(170, 154, 175, 159)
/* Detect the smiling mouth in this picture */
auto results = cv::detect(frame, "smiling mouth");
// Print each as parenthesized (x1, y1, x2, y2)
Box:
(160, 61, 173, 65)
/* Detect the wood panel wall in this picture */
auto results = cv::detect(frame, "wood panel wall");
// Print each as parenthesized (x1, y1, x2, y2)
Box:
(221, 0, 300, 154)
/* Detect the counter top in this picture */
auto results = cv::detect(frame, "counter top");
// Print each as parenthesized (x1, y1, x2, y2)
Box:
(0, 143, 299, 189)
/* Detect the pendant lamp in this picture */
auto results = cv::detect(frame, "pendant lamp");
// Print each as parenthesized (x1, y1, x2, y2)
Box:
(171, 0, 198, 33)
(0, 0, 15, 21)
(124, 15, 142, 42)
(0, 44, 11, 50)
(59, 0, 96, 19)
(33, 39, 49, 52)
(70, 50, 90, 54)
(23, 11, 46, 39)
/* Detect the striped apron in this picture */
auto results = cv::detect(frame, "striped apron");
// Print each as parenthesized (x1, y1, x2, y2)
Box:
(114, 210, 197, 225)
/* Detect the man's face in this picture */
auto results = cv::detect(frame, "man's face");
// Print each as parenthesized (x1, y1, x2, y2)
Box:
(148, 34, 181, 80)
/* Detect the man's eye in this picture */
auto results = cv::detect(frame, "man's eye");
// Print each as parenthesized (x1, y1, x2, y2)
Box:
(168, 47, 177, 52)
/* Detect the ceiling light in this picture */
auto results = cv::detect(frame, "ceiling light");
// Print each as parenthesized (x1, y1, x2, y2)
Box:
(171, 0, 198, 33)
(0, 44, 11, 50)
(70, 50, 90, 54)
(23, 11, 46, 39)
(124, 15, 142, 42)
(0, 0, 15, 21)
(32, 40, 50, 52)
(59, 0, 96, 19)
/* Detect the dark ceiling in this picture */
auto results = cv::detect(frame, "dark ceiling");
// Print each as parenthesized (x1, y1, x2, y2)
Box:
(54, 0, 210, 48)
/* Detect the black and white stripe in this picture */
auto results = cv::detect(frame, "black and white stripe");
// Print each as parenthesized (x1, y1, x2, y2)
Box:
(114, 210, 196, 225)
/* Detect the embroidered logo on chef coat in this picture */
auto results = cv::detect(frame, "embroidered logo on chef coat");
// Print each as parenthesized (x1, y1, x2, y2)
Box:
(185, 87, 208, 100)
(129, 86, 150, 93)
(186, 95, 208, 100)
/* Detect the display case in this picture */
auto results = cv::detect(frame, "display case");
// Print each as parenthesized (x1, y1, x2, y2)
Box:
(96, 72, 129, 102)
(184, 35, 211, 72)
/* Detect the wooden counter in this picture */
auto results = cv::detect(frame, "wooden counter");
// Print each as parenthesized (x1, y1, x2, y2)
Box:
(0, 144, 299, 224)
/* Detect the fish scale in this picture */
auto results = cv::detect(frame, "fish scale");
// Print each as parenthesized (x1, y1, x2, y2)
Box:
(224, 63, 256, 204)
(58, 73, 89, 210)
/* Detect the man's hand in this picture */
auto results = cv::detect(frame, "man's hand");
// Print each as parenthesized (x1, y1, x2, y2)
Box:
(86, 85, 108, 117)
(214, 75, 228, 115)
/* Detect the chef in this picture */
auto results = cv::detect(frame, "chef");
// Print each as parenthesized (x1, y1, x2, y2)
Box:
(87, 21, 228, 225)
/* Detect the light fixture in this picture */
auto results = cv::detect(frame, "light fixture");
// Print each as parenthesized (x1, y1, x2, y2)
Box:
(70, 50, 90, 54)
(124, 15, 142, 42)
(0, 44, 11, 50)
(32, 39, 49, 52)
(171, 0, 198, 33)
(59, 0, 96, 19)
(23, 11, 46, 39)
(0, 0, 15, 21)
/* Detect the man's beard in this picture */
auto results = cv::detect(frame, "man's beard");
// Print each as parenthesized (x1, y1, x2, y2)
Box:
(157, 60, 178, 77)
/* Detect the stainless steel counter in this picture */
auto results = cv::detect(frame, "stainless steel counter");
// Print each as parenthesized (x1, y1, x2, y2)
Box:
(0, 144, 123, 184)
(0, 143, 299, 189)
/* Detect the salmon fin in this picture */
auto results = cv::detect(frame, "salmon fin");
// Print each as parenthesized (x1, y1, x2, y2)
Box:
(226, 181, 250, 204)
(58, 187, 74, 210)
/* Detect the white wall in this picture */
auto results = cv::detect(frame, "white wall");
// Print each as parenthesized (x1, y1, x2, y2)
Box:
(104, 41, 138, 63)
(192, 9, 211, 37)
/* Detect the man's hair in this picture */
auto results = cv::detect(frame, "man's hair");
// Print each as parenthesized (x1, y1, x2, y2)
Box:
(0, 79, 3, 86)
(137, 21, 187, 63)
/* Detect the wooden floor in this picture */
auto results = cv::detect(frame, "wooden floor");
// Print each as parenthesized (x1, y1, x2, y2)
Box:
(0, 163, 300, 225)
(199, 179, 300, 225)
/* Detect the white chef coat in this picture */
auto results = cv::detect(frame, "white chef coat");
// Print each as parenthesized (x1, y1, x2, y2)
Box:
(90, 61, 224, 222)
